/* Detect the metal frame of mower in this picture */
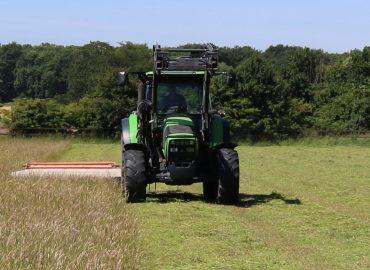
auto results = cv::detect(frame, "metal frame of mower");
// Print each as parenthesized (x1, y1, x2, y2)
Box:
(119, 44, 240, 204)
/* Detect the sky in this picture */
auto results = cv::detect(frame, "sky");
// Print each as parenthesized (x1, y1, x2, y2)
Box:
(0, 0, 369, 53)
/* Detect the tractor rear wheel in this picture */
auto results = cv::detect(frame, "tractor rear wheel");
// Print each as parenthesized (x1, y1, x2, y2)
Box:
(217, 148, 240, 204)
(121, 149, 147, 203)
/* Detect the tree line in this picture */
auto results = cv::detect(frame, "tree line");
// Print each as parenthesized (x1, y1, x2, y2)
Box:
(0, 42, 369, 138)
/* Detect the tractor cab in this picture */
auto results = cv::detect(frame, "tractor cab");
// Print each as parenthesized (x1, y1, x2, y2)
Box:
(157, 75, 203, 114)
(119, 44, 240, 204)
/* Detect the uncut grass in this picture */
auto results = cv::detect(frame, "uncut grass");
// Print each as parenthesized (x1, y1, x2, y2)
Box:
(0, 138, 140, 269)
(55, 141, 121, 163)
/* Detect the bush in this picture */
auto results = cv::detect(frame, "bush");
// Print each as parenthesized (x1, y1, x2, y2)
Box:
(9, 97, 133, 134)
(10, 99, 64, 129)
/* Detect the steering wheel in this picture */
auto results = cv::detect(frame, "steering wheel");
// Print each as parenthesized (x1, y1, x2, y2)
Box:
(167, 105, 187, 113)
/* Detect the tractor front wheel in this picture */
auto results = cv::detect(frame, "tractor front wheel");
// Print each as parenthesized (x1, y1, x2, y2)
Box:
(121, 149, 147, 203)
(217, 148, 240, 204)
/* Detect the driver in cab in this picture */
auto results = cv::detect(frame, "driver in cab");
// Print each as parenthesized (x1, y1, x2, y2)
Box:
(161, 86, 187, 112)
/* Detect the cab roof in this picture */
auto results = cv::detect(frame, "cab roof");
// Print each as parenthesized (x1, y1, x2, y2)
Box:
(146, 71, 205, 76)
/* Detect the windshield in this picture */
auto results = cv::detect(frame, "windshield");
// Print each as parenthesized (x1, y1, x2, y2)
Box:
(157, 78, 203, 114)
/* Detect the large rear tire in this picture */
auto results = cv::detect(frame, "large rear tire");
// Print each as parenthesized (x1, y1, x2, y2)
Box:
(217, 148, 239, 205)
(121, 149, 147, 203)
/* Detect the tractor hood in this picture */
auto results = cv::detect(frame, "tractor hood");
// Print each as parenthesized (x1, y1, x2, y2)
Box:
(162, 115, 198, 161)
(163, 116, 194, 137)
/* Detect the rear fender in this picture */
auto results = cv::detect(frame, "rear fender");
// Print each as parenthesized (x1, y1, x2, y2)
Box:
(123, 143, 149, 154)
(210, 114, 235, 150)
(121, 114, 138, 145)
(214, 142, 237, 151)
(122, 114, 149, 153)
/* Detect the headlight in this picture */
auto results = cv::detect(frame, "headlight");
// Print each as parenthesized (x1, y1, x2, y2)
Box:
(168, 139, 197, 161)
(170, 140, 195, 146)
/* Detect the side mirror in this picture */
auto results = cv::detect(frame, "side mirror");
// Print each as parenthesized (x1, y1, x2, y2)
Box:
(226, 72, 236, 87)
(118, 71, 129, 86)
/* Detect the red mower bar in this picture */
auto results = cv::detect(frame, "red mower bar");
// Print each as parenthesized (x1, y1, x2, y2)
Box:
(24, 162, 119, 169)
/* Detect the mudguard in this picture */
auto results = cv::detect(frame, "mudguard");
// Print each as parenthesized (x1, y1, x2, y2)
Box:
(209, 114, 235, 149)
(121, 113, 150, 154)
(214, 142, 237, 151)
(123, 143, 148, 153)
(121, 113, 138, 145)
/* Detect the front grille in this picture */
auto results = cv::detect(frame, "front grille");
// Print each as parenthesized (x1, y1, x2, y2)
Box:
(168, 140, 196, 161)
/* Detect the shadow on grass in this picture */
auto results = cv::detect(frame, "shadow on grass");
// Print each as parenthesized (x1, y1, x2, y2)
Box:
(146, 190, 301, 207)
(146, 190, 203, 203)
(238, 192, 301, 208)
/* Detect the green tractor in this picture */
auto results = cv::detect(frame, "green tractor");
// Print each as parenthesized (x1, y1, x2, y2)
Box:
(119, 44, 239, 204)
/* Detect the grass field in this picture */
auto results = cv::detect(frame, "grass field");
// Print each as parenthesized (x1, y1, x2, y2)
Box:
(1, 137, 370, 269)
(0, 138, 140, 269)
